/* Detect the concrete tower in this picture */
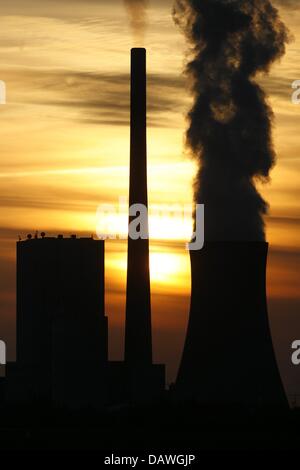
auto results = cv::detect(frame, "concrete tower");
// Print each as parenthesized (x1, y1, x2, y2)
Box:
(123, 49, 165, 401)
(125, 48, 152, 367)
(176, 242, 288, 407)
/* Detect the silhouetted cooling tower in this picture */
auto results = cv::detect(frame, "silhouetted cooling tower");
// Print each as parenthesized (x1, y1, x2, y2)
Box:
(176, 242, 288, 407)
(125, 48, 152, 367)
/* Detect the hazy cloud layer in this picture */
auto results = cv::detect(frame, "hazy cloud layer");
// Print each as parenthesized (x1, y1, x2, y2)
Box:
(2, 68, 187, 127)
(274, 0, 300, 9)
(1, 65, 295, 129)
(123, 0, 148, 44)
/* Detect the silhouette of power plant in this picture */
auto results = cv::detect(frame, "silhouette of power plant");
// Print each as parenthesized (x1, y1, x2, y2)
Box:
(175, 242, 288, 407)
(124, 48, 165, 401)
(7, 236, 108, 407)
(1, 48, 287, 409)
(3, 48, 165, 408)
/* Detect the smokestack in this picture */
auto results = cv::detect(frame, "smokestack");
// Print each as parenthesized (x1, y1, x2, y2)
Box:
(125, 48, 152, 367)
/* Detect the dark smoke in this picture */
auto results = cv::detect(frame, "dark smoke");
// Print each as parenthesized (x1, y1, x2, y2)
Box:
(124, 0, 148, 44)
(174, 0, 289, 241)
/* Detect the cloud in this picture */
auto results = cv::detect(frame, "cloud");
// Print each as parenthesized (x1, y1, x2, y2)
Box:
(123, 0, 148, 44)
(2, 68, 187, 128)
(268, 216, 300, 227)
(2, 64, 294, 130)
(274, 0, 300, 9)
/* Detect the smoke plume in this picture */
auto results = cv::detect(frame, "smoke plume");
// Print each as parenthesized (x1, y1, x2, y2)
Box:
(174, 0, 289, 241)
(124, 0, 148, 44)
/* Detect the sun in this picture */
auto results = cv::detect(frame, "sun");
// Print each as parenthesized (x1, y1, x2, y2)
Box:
(149, 251, 183, 285)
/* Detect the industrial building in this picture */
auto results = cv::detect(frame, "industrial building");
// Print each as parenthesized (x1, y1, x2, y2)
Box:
(3, 48, 165, 408)
(2, 47, 287, 410)
(6, 235, 108, 408)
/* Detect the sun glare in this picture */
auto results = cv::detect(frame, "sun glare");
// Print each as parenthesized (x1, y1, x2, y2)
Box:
(150, 252, 183, 285)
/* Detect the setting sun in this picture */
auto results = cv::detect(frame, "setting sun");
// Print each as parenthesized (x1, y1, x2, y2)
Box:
(150, 251, 182, 284)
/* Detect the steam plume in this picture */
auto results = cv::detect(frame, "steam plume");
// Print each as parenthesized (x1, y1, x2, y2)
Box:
(124, 0, 148, 44)
(174, 0, 289, 241)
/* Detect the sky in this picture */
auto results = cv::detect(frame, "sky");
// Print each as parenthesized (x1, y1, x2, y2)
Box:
(0, 0, 299, 398)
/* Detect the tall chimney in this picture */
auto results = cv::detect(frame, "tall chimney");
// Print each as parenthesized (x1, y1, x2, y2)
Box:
(125, 48, 152, 367)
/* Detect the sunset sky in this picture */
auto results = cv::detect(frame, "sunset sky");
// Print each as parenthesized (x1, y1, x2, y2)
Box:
(0, 0, 299, 396)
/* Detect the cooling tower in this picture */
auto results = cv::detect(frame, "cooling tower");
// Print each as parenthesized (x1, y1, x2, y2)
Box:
(176, 242, 288, 407)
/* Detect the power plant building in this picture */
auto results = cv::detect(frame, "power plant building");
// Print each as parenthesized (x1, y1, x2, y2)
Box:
(4, 48, 165, 408)
(6, 235, 108, 408)
(2, 47, 286, 410)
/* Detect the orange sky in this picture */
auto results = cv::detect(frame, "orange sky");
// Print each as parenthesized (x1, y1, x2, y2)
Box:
(0, 0, 299, 396)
